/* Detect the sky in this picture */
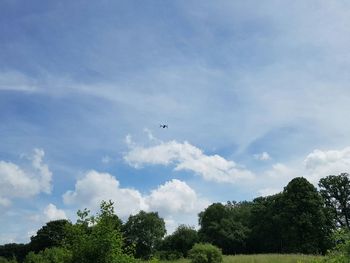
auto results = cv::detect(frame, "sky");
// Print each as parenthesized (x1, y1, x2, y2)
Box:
(1, 0, 350, 244)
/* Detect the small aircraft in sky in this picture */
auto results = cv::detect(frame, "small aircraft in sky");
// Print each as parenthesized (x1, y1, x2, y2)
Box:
(160, 124, 168, 128)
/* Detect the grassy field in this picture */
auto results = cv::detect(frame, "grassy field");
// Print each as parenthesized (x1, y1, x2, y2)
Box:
(152, 254, 323, 263)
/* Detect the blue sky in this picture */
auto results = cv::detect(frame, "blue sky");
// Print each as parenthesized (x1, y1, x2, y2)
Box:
(2, 0, 350, 244)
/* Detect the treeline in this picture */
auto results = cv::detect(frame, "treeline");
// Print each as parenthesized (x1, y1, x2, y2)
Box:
(1, 173, 350, 262)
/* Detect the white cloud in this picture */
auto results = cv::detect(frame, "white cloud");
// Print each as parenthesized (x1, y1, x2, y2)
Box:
(257, 188, 282, 197)
(124, 139, 255, 184)
(63, 170, 148, 218)
(256, 146, 350, 196)
(254, 152, 271, 161)
(62, 170, 208, 231)
(31, 148, 52, 194)
(146, 179, 209, 215)
(43, 204, 67, 221)
(304, 147, 350, 184)
(0, 149, 53, 205)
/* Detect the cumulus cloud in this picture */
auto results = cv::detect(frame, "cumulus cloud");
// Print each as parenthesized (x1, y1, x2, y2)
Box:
(256, 146, 350, 196)
(0, 149, 52, 205)
(304, 147, 350, 184)
(146, 179, 209, 214)
(124, 139, 255, 184)
(63, 170, 148, 218)
(254, 152, 271, 161)
(43, 204, 67, 221)
(62, 170, 208, 229)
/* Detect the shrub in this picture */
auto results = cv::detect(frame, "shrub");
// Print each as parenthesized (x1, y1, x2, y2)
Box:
(24, 247, 72, 263)
(188, 243, 222, 263)
(0, 257, 17, 263)
(156, 250, 183, 260)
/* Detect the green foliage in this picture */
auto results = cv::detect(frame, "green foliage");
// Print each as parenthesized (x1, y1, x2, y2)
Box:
(0, 257, 18, 263)
(321, 229, 350, 263)
(123, 211, 166, 259)
(188, 243, 222, 263)
(65, 200, 135, 263)
(160, 225, 198, 258)
(249, 178, 333, 254)
(30, 220, 71, 253)
(280, 177, 332, 254)
(319, 173, 350, 229)
(23, 247, 72, 263)
(0, 243, 29, 262)
(248, 194, 284, 253)
(198, 202, 251, 254)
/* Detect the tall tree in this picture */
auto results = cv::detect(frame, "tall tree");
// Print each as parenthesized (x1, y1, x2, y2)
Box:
(198, 202, 251, 254)
(65, 200, 135, 263)
(160, 225, 199, 257)
(248, 194, 284, 253)
(30, 220, 71, 253)
(319, 173, 350, 229)
(280, 177, 331, 253)
(123, 211, 166, 259)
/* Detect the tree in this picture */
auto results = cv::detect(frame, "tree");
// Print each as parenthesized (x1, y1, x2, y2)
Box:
(198, 202, 251, 254)
(123, 211, 166, 259)
(65, 200, 135, 263)
(30, 220, 71, 253)
(279, 177, 331, 253)
(319, 173, 350, 229)
(160, 225, 199, 258)
(248, 194, 284, 253)
(0, 243, 29, 263)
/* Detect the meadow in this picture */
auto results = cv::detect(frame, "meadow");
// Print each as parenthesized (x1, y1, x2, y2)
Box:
(151, 254, 323, 263)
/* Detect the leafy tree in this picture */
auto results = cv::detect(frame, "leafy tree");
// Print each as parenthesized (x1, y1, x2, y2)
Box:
(279, 177, 332, 253)
(123, 211, 166, 259)
(319, 173, 350, 229)
(198, 202, 251, 254)
(0, 243, 29, 263)
(30, 220, 71, 253)
(160, 225, 199, 258)
(65, 200, 135, 263)
(248, 194, 284, 253)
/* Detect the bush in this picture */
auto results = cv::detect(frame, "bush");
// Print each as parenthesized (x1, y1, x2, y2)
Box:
(188, 243, 222, 263)
(0, 257, 17, 263)
(156, 250, 183, 260)
(23, 247, 72, 263)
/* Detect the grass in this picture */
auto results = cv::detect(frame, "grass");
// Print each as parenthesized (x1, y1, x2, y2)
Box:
(149, 254, 323, 263)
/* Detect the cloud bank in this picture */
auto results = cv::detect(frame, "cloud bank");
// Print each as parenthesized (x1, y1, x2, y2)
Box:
(63, 170, 209, 232)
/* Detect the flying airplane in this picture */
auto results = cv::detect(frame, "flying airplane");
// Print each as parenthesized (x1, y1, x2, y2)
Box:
(160, 124, 168, 128)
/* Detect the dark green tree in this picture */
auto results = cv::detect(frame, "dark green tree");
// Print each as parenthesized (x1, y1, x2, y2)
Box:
(30, 219, 71, 253)
(248, 194, 284, 253)
(319, 173, 350, 229)
(0, 243, 29, 262)
(123, 211, 166, 259)
(160, 225, 199, 258)
(198, 202, 251, 254)
(279, 177, 332, 253)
